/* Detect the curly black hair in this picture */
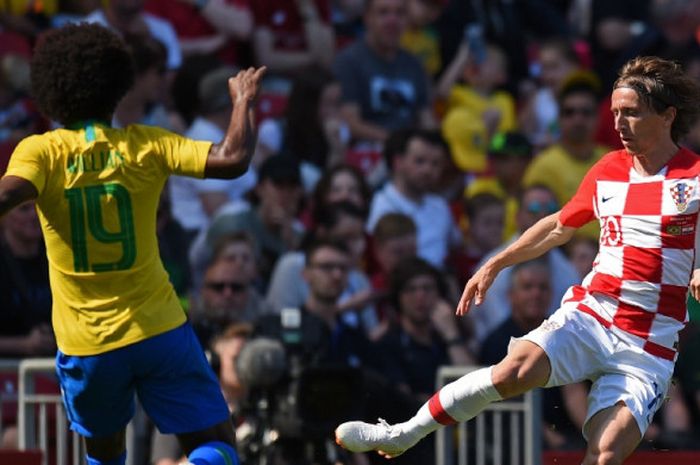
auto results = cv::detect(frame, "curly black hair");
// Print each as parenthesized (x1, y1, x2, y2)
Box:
(31, 23, 135, 126)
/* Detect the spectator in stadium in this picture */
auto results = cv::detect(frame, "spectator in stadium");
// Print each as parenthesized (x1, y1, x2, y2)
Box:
(0, 200, 53, 357)
(438, 41, 517, 174)
(464, 131, 534, 241)
(0, 23, 265, 465)
(266, 200, 378, 334)
(367, 212, 417, 334)
(518, 38, 582, 150)
(375, 256, 473, 464)
(564, 235, 599, 281)
(366, 129, 460, 269)
(253, 239, 382, 461)
(156, 191, 193, 306)
(190, 232, 272, 348)
(84, 0, 183, 72)
(479, 259, 587, 451)
(169, 66, 259, 240)
(250, 0, 335, 76)
(335, 55, 700, 465)
(400, 0, 446, 77)
(195, 155, 305, 290)
(470, 185, 578, 346)
(523, 72, 610, 241)
(257, 66, 351, 191)
(447, 193, 505, 289)
(112, 33, 176, 130)
(144, 0, 253, 65)
(332, 0, 433, 144)
(300, 163, 372, 230)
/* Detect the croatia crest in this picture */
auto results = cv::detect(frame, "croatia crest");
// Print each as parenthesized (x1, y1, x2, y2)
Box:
(670, 182, 694, 213)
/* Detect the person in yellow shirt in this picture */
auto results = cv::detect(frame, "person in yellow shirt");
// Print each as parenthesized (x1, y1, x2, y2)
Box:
(400, 0, 446, 77)
(0, 23, 265, 465)
(523, 73, 608, 240)
(438, 40, 517, 174)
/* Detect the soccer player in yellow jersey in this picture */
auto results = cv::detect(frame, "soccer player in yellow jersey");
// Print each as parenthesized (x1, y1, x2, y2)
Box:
(0, 24, 265, 465)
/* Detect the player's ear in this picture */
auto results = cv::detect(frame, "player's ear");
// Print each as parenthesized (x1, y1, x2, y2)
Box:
(662, 106, 677, 127)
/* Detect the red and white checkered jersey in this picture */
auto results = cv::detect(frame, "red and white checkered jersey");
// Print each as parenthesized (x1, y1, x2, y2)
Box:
(559, 148, 700, 361)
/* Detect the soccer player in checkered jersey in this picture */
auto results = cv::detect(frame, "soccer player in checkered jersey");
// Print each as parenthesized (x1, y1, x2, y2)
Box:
(0, 24, 265, 465)
(335, 55, 700, 464)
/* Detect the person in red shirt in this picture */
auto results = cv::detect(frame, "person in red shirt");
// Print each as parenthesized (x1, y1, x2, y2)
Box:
(145, 0, 253, 66)
(251, 0, 335, 76)
(336, 55, 700, 465)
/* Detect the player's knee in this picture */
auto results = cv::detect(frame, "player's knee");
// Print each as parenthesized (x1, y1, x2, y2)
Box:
(188, 441, 240, 465)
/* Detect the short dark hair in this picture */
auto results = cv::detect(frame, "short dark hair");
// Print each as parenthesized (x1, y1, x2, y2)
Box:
(31, 23, 135, 126)
(464, 193, 504, 221)
(304, 238, 350, 265)
(372, 213, 416, 244)
(389, 256, 446, 310)
(384, 128, 448, 168)
(614, 56, 700, 142)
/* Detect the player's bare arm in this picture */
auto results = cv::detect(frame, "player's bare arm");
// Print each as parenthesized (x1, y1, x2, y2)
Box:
(456, 211, 577, 316)
(0, 175, 38, 219)
(204, 66, 266, 179)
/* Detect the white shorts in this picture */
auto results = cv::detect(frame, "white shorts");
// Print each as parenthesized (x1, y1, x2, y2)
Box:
(512, 301, 674, 438)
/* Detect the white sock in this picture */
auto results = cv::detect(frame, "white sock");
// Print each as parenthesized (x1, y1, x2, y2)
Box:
(401, 366, 502, 438)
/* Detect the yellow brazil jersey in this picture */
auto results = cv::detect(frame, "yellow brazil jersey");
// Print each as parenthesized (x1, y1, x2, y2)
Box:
(441, 85, 516, 173)
(4, 122, 211, 356)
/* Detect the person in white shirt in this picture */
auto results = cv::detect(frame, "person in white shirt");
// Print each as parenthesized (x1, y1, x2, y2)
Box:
(367, 129, 460, 269)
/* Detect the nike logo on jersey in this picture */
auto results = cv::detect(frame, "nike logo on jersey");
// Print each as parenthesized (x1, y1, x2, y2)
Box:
(601, 196, 614, 203)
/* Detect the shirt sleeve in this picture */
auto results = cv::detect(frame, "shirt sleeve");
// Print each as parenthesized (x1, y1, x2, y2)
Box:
(4, 135, 49, 195)
(147, 126, 212, 178)
(559, 157, 607, 228)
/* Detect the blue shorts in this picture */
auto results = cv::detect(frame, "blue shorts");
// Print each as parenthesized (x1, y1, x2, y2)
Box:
(56, 322, 229, 437)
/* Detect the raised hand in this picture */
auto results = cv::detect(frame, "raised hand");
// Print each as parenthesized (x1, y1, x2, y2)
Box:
(228, 66, 266, 104)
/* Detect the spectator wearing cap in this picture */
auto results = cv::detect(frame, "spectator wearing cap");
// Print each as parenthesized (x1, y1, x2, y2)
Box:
(168, 66, 258, 240)
(190, 155, 305, 292)
(522, 72, 609, 240)
(469, 185, 578, 348)
(465, 131, 533, 240)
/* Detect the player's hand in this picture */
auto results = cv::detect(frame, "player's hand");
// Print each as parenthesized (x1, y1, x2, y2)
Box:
(228, 66, 266, 105)
(690, 269, 700, 302)
(455, 262, 498, 316)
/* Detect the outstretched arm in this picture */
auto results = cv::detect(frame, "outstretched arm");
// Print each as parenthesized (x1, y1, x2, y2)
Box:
(0, 175, 38, 219)
(204, 66, 266, 179)
(456, 211, 577, 316)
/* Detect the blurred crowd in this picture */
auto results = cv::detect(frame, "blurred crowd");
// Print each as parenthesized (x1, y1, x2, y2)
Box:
(4, 0, 700, 464)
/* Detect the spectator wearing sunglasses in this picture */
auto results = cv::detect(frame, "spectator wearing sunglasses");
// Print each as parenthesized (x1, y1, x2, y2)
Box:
(523, 72, 610, 240)
(190, 232, 273, 348)
(468, 185, 579, 348)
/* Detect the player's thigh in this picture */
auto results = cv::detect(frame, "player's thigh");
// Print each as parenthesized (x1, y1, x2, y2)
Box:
(582, 403, 640, 465)
(55, 350, 135, 439)
(133, 323, 230, 435)
(491, 340, 551, 398)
